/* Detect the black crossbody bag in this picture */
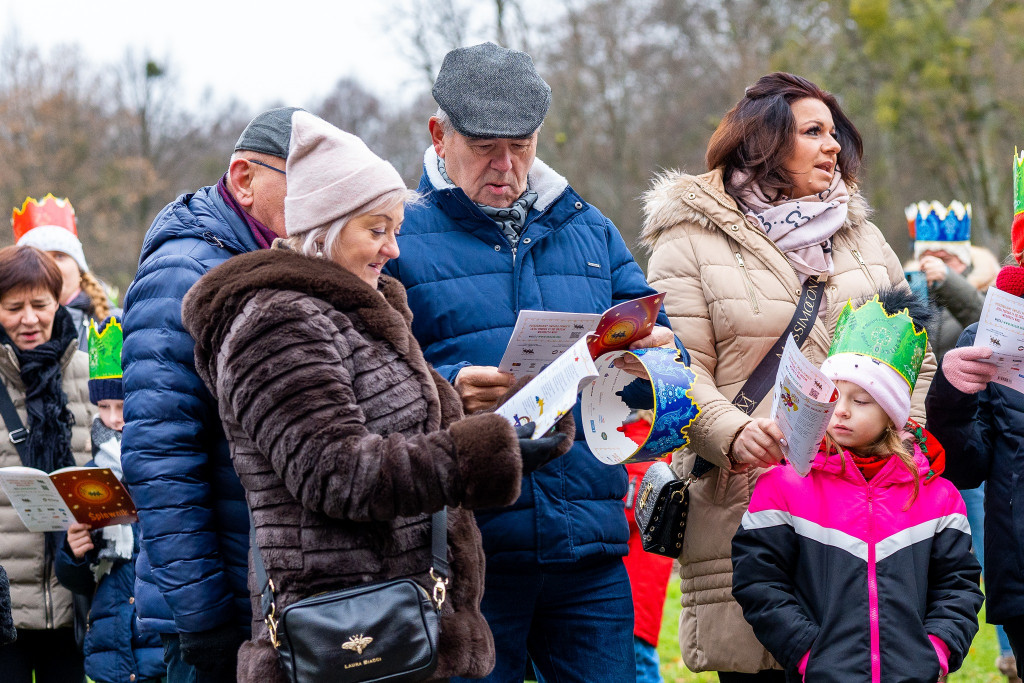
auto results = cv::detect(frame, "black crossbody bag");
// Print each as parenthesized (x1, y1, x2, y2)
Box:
(250, 509, 449, 683)
(635, 277, 825, 557)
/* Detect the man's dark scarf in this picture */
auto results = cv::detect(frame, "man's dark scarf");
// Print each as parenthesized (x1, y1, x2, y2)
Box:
(0, 306, 78, 561)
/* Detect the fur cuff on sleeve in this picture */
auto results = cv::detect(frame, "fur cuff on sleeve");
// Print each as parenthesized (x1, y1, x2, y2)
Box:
(448, 413, 521, 509)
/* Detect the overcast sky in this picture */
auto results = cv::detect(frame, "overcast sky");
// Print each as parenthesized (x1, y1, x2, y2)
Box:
(1, 0, 440, 111)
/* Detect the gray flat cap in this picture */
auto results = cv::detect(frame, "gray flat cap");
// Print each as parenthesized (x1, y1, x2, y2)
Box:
(432, 42, 551, 138)
(234, 106, 304, 158)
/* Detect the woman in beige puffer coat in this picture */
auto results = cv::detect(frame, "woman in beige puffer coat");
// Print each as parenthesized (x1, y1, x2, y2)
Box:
(640, 73, 936, 679)
(0, 246, 93, 681)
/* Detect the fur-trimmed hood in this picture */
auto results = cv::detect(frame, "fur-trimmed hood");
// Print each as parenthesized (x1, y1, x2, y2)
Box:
(183, 246, 415, 384)
(639, 168, 871, 252)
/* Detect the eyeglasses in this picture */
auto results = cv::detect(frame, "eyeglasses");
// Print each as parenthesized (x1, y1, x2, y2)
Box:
(247, 159, 286, 175)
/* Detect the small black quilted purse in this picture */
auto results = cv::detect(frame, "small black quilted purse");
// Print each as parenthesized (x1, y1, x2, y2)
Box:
(634, 458, 713, 558)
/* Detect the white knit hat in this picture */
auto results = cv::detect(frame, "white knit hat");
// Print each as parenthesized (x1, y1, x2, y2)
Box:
(284, 111, 406, 236)
(18, 225, 89, 273)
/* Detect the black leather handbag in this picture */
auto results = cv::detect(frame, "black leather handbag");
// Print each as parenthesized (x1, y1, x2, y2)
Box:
(633, 277, 826, 558)
(635, 458, 711, 557)
(250, 510, 449, 683)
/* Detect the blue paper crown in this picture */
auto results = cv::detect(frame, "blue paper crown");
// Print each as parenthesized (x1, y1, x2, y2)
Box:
(909, 200, 971, 243)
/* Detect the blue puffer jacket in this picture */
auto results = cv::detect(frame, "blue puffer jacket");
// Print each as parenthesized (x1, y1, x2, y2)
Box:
(925, 323, 1024, 624)
(384, 149, 676, 569)
(56, 517, 165, 682)
(121, 183, 256, 634)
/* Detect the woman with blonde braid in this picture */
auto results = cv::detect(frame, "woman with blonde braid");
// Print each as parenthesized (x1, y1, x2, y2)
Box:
(13, 195, 117, 349)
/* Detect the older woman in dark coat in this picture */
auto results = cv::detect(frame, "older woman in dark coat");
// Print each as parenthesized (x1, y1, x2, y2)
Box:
(182, 111, 569, 682)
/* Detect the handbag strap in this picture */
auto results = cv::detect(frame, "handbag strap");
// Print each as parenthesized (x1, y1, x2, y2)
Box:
(249, 508, 449, 627)
(688, 276, 826, 480)
(0, 381, 29, 464)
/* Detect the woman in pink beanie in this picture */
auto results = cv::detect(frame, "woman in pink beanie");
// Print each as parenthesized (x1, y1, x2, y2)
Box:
(179, 111, 571, 682)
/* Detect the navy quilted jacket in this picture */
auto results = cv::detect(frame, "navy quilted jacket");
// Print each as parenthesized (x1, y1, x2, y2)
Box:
(383, 150, 675, 568)
(56, 513, 165, 682)
(121, 184, 256, 634)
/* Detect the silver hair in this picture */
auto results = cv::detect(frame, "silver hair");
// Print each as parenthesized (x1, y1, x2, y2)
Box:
(434, 107, 452, 136)
(286, 188, 422, 259)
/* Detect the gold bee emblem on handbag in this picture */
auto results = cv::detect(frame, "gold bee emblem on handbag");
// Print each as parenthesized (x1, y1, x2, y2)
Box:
(343, 634, 374, 655)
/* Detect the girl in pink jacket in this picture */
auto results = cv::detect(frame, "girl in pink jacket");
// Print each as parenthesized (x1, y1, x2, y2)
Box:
(732, 289, 982, 683)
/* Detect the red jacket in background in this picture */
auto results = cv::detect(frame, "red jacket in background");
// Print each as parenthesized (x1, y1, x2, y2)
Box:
(624, 457, 674, 647)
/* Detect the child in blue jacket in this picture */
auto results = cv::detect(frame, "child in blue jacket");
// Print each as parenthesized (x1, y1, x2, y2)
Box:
(54, 317, 164, 683)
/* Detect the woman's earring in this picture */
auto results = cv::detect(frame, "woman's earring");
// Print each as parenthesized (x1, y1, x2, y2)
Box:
(315, 243, 324, 258)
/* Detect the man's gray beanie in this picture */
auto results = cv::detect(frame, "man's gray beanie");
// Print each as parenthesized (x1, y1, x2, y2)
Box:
(234, 106, 303, 159)
(432, 42, 551, 139)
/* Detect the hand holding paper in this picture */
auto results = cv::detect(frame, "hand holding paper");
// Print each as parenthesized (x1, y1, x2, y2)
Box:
(942, 345, 997, 394)
(770, 336, 839, 476)
(972, 286, 1024, 393)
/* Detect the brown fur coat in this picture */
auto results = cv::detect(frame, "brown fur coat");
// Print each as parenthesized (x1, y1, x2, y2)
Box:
(182, 248, 526, 681)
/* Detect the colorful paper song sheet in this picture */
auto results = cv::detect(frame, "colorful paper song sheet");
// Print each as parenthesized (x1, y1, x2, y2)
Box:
(770, 335, 839, 476)
(498, 311, 601, 378)
(974, 286, 1024, 393)
(497, 293, 666, 379)
(496, 337, 600, 439)
(0, 465, 137, 532)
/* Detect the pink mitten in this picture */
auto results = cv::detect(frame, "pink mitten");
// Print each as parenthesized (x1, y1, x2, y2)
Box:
(942, 345, 997, 394)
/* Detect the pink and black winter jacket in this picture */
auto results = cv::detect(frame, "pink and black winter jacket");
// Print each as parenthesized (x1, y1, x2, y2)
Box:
(732, 441, 983, 683)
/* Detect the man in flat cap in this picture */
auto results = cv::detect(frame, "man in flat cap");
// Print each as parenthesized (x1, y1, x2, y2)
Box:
(121, 107, 300, 682)
(385, 43, 675, 680)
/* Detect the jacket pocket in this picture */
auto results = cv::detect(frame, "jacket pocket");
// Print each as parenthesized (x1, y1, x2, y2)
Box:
(734, 252, 760, 314)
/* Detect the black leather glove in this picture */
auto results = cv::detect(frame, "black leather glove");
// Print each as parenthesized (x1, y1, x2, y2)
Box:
(179, 623, 245, 674)
(516, 423, 569, 474)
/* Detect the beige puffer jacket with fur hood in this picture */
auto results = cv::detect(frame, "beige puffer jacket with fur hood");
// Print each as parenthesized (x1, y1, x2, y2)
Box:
(640, 168, 936, 673)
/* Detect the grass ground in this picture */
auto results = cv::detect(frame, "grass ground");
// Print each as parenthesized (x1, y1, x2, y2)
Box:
(658, 581, 1004, 682)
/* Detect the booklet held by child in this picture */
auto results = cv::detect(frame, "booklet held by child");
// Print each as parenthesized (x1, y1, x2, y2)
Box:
(771, 336, 839, 476)
(0, 465, 137, 532)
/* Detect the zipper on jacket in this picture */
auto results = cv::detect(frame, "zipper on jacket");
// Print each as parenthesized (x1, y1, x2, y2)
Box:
(851, 249, 873, 285)
(734, 252, 760, 314)
(867, 488, 881, 683)
(43, 558, 54, 629)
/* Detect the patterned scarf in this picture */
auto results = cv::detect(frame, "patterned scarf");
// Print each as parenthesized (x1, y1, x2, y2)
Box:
(735, 171, 850, 278)
(438, 156, 538, 247)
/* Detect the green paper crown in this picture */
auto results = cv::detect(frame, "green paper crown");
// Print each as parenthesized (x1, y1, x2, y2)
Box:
(88, 317, 123, 380)
(1015, 147, 1024, 216)
(827, 296, 927, 388)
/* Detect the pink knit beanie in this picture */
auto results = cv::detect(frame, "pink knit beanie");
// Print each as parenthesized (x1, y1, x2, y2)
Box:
(284, 111, 406, 236)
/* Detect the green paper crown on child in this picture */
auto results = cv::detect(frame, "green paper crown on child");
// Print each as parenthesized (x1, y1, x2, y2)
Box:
(828, 296, 928, 389)
(88, 316, 123, 381)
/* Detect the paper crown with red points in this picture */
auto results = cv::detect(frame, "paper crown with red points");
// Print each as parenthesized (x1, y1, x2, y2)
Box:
(12, 194, 77, 241)
(11, 194, 88, 273)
